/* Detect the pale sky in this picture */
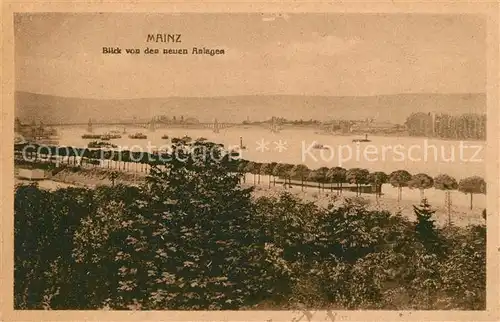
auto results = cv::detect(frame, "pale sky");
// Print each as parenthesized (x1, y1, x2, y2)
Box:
(15, 13, 486, 99)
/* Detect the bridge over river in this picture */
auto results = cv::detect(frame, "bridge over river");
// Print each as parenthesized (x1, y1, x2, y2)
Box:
(40, 117, 283, 134)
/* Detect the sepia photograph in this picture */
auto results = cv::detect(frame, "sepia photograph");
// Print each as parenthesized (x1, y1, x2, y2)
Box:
(4, 4, 499, 320)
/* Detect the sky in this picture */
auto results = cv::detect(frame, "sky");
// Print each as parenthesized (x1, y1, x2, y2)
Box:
(14, 12, 486, 99)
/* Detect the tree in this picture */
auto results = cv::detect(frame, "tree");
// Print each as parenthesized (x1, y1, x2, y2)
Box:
(110, 171, 119, 187)
(244, 161, 257, 185)
(307, 170, 321, 192)
(272, 163, 294, 188)
(433, 174, 458, 225)
(408, 173, 434, 200)
(315, 167, 330, 192)
(280, 163, 294, 187)
(140, 153, 151, 173)
(327, 167, 346, 195)
(14, 184, 94, 309)
(367, 172, 388, 203)
(68, 148, 77, 165)
(76, 141, 270, 309)
(268, 162, 278, 186)
(438, 224, 486, 309)
(260, 162, 277, 188)
(269, 162, 285, 187)
(272, 163, 288, 188)
(413, 198, 443, 256)
(458, 176, 486, 210)
(289, 164, 310, 191)
(237, 160, 249, 183)
(253, 162, 263, 185)
(389, 170, 412, 202)
(346, 168, 369, 196)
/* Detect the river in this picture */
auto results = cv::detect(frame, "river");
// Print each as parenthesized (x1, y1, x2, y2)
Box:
(52, 126, 485, 180)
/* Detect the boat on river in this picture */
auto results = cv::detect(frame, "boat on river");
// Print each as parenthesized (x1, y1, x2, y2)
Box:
(239, 136, 247, 150)
(101, 132, 121, 139)
(312, 142, 330, 150)
(81, 134, 102, 139)
(128, 133, 148, 139)
(352, 134, 371, 143)
(88, 141, 118, 149)
(171, 135, 193, 145)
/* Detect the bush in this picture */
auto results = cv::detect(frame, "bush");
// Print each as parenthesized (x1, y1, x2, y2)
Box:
(14, 184, 94, 309)
(73, 143, 274, 310)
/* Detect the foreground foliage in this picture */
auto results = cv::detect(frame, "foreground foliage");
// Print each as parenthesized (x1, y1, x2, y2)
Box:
(14, 142, 486, 310)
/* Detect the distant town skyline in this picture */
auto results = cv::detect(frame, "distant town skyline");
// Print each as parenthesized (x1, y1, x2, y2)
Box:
(15, 13, 486, 99)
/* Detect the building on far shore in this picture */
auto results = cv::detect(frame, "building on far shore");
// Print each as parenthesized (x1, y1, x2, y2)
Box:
(14, 117, 59, 144)
(405, 112, 486, 140)
(350, 121, 404, 134)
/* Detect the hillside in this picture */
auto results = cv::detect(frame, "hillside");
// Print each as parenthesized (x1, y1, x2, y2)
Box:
(15, 91, 486, 124)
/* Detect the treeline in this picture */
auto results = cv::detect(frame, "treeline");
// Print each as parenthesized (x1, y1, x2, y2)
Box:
(406, 112, 486, 140)
(14, 142, 486, 310)
(14, 140, 487, 213)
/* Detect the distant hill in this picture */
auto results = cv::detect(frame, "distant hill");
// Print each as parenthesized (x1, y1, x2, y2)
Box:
(15, 91, 486, 125)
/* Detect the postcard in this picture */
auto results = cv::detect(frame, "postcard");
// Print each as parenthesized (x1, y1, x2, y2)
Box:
(2, 1, 499, 321)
